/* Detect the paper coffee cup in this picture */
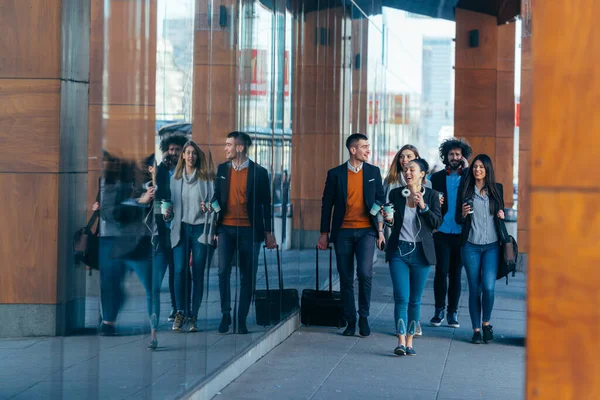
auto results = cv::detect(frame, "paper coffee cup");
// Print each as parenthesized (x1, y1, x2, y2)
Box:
(161, 200, 171, 215)
(383, 204, 394, 215)
(211, 199, 221, 213)
(369, 202, 382, 216)
(465, 199, 474, 214)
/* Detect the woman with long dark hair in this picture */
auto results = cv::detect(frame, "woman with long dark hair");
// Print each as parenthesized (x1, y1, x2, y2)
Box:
(166, 141, 217, 333)
(382, 158, 442, 356)
(456, 154, 505, 344)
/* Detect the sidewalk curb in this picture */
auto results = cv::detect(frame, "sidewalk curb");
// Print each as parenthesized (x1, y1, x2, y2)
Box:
(182, 311, 300, 400)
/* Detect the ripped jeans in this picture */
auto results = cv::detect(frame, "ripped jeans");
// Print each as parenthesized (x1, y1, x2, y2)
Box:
(388, 242, 432, 335)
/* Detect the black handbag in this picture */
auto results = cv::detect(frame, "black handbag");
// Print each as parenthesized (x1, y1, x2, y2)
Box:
(496, 218, 518, 284)
(73, 210, 100, 271)
(254, 245, 299, 326)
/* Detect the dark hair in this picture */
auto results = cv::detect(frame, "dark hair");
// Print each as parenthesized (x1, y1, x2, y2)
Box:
(438, 138, 472, 166)
(159, 134, 188, 153)
(385, 144, 421, 185)
(345, 133, 369, 151)
(461, 154, 504, 215)
(143, 153, 155, 169)
(405, 158, 429, 184)
(228, 131, 252, 154)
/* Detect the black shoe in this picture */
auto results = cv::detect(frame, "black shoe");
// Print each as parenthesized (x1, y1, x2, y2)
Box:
(482, 325, 494, 343)
(218, 314, 231, 334)
(100, 323, 116, 336)
(430, 308, 444, 327)
(358, 317, 370, 337)
(343, 321, 356, 336)
(168, 309, 176, 322)
(238, 323, 249, 335)
(447, 312, 460, 328)
(394, 345, 406, 356)
(471, 331, 484, 344)
(405, 347, 416, 356)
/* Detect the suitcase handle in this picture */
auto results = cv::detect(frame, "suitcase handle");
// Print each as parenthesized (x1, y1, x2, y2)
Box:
(315, 246, 333, 293)
(263, 245, 283, 295)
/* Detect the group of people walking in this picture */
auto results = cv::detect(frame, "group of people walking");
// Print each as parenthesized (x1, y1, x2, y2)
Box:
(95, 129, 506, 354)
(318, 134, 506, 355)
(96, 132, 275, 350)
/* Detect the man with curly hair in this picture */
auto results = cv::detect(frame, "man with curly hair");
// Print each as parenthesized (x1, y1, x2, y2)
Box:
(429, 138, 472, 328)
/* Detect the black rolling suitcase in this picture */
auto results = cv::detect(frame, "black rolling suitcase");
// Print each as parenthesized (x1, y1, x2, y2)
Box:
(255, 245, 299, 326)
(300, 246, 346, 328)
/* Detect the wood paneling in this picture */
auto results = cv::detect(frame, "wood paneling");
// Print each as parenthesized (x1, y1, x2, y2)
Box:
(496, 71, 515, 138)
(528, 193, 600, 399)
(0, 174, 59, 304)
(455, 69, 497, 137)
(0, 80, 61, 172)
(528, 1, 600, 397)
(0, 0, 62, 78)
(455, 9, 498, 70)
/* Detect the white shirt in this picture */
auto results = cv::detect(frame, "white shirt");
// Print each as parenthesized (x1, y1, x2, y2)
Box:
(347, 161, 364, 173)
(232, 158, 250, 171)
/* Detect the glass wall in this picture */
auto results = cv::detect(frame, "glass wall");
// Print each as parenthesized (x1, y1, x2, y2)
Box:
(0, 1, 453, 398)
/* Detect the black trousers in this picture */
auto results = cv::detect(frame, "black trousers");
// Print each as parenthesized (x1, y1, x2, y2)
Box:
(433, 232, 463, 314)
(334, 228, 377, 322)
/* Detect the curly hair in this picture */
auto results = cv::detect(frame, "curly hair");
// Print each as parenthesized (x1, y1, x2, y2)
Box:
(159, 134, 188, 153)
(438, 138, 472, 166)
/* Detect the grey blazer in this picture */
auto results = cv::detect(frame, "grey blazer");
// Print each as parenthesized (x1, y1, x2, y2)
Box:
(170, 175, 217, 248)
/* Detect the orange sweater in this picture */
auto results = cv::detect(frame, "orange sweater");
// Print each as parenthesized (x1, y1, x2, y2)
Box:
(222, 168, 251, 227)
(341, 169, 372, 229)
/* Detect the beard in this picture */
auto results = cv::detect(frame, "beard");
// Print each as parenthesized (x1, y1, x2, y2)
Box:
(448, 160, 461, 170)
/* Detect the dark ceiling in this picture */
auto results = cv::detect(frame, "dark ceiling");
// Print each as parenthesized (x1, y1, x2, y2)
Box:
(290, 0, 520, 24)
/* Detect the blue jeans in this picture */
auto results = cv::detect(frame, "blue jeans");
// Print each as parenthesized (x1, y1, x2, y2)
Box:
(388, 242, 432, 335)
(173, 223, 214, 318)
(334, 228, 377, 321)
(462, 241, 500, 330)
(217, 226, 261, 324)
(150, 240, 169, 330)
(99, 237, 152, 323)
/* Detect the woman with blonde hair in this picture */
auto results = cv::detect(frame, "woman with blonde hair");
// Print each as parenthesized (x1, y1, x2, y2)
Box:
(165, 141, 217, 332)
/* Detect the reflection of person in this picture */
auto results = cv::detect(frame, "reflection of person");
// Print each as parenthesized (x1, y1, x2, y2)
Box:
(382, 159, 442, 356)
(138, 154, 168, 349)
(281, 170, 290, 244)
(213, 131, 277, 335)
(167, 141, 217, 333)
(318, 133, 385, 337)
(98, 154, 153, 336)
(157, 134, 188, 322)
(456, 154, 504, 345)
(429, 138, 472, 329)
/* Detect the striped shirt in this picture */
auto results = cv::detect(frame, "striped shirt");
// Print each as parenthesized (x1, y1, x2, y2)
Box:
(467, 186, 498, 245)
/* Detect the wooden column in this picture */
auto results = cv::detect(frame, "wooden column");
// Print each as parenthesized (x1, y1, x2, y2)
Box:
(192, 0, 238, 165)
(88, 0, 157, 164)
(290, 7, 350, 248)
(0, 0, 90, 336)
(454, 8, 516, 208)
(527, 1, 600, 398)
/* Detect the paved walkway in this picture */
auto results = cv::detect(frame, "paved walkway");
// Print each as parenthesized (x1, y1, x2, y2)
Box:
(219, 260, 526, 400)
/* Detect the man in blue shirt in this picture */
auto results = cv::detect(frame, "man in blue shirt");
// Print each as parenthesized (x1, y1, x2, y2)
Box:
(429, 138, 472, 328)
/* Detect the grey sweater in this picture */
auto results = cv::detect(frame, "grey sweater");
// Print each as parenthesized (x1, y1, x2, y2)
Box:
(170, 172, 217, 248)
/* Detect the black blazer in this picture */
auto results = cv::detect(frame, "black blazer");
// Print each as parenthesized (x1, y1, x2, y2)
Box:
(213, 160, 272, 241)
(455, 182, 504, 246)
(154, 162, 172, 247)
(385, 187, 443, 265)
(429, 169, 468, 217)
(320, 162, 384, 242)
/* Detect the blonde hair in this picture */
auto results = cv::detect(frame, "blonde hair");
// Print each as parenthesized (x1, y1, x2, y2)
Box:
(173, 141, 215, 181)
(385, 144, 421, 185)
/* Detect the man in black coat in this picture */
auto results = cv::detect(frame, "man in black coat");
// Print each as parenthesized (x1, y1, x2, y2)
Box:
(213, 131, 277, 335)
(318, 133, 385, 337)
(428, 138, 472, 328)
